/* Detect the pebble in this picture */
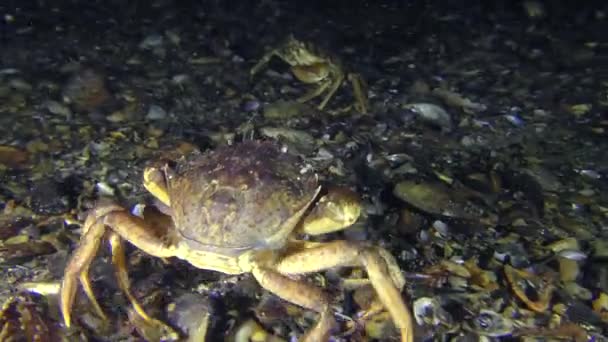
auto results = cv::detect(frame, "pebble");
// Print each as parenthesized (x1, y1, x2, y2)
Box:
(139, 33, 164, 49)
(146, 104, 167, 120)
(242, 100, 260, 112)
(260, 127, 315, 152)
(166, 293, 211, 342)
(62, 68, 110, 111)
(403, 103, 453, 131)
(45, 100, 72, 117)
(263, 100, 309, 120)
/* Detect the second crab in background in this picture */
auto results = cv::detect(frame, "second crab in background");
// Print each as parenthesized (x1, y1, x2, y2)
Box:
(250, 35, 369, 114)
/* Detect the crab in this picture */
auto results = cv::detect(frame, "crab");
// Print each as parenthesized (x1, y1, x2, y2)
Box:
(250, 35, 369, 114)
(59, 141, 413, 341)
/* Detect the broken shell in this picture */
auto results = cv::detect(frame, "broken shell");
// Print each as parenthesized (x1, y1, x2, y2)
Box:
(558, 258, 581, 282)
(262, 100, 310, 120)
(230, 318, 285, 342)
(464, 260, 499, 291)
(254, 293, 291, 327)
(62, 68, 110, 112)
(166, 292, 212, 342)
(592, 292, 608, 323)
(504, 265, 555, 312)
(426, 260, 472, 279)
(402, 103, 453, 131)
(127, 307, 180, 342)
(546, 237, 580, 253)
(0, 240, 56, 264)
(259, 126, 316, 153)
(556, 249, 587, 261)
(0, 145, 29, 169)
(364, 311, 398, 340)
(393, 180, 482, 220)
(493, 242, 530, 268)
(563, 282, 592, 301)
(465, 309, 513, 337)
(0, 293, 68, 342)
(431, 88, 487, 113)
(545, 238, 585, 281)
(413, 297, 455, 330)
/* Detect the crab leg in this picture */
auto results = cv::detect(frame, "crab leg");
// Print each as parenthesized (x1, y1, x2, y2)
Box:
(60, 214, 108, 327)
(60, 203, 177, 328)
(318, 65, 344, 110)
(250, 265, 336, 341)
(107, 232, 179, 340)
(275, 240, 414, 342)
(249, 49, 282, 79)
(347, 72, 369, 114)
(296, 77, 331, 104)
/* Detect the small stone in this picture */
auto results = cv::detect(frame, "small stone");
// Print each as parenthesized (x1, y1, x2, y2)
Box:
(569, 103, 592, 117)
(592, 239, 608, 258)
(166, 293, 211, 342)
(243, 100, 260, 112)
(146, 105, 167, 120)
(263, 100, 309, 120)
(45, 100, 72, 117)
(28, 179, 70, 215)
(106, 110, 128, 123)
(0, 145, 29, 169)
(563, 282, 592, 300)
(403, 103, 453, 131)
(139, 34, 164, 49)
(62, 68, 110, 112)
(259, 126, 315, 153)
(9, 78, 32, 92)
(558, 258, 580, 282)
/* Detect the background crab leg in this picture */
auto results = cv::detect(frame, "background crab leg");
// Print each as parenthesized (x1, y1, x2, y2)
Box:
(250, 265, 336, 341)
(249, 49, 281, 79)
(296, 78, 331, 104)
(274, 240, 414, 342)
(317, 66, 344, 110)
(347, 73, 369, 114)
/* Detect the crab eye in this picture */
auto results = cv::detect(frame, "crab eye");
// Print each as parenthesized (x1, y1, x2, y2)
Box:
(165, 159, 177, 169)
(162, 162, 177, 180)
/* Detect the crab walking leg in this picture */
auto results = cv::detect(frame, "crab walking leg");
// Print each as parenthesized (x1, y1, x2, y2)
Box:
(251, 265, 336, 342)
(107, 232, 179, 340)
(107, 232, 157, 323)
(296, 77, 331, 103)
(60, 204, 126, 326)
(60, 203, 178, 327)
(318, 66, 344, 110)
(288, 240, 405, 321)
(78, 258, 107, 321)
(275, 241, 414, 342)
(347, 73, 369, 114)
(249, 49, 281, 79)
(98, 209, 177, 258)
(60, 215, 107, 327)
(286, 240, 405, 291)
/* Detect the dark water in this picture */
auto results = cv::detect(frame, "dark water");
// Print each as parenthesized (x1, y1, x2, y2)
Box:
(0, 1, 607, 341)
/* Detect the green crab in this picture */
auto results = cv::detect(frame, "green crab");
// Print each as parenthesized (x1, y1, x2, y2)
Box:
(60, 141, 413, 341)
